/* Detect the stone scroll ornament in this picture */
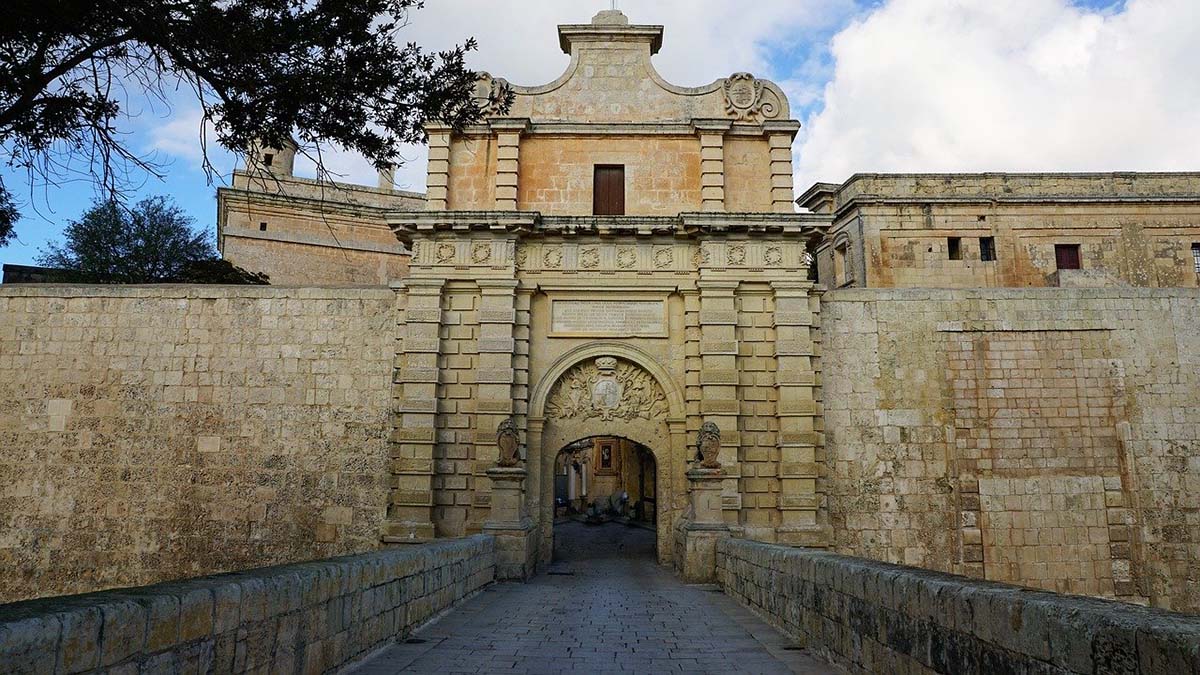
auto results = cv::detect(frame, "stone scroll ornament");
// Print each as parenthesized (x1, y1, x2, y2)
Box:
(472, 72, 513, 116)
(496, 417, 522, 467)
(723, 73, 779, 122)
(695, 421, 722, 469)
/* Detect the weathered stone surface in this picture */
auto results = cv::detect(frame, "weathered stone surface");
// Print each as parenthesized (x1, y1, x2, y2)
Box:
(0, 286, 396, 604)
(717, 538, 1200, 675)
(822, 288, 1200, 614)
(0, 536, 494, 675)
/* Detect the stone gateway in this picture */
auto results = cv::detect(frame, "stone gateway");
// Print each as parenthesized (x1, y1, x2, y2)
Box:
(2, 10, 1199, 620)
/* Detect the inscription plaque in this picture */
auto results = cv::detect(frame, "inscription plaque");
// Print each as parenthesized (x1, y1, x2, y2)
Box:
(551, 300, 666, 337)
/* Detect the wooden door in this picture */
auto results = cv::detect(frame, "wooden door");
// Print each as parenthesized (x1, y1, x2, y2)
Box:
(593, 165, 625, 215)
(1055, 244, 1081, 270)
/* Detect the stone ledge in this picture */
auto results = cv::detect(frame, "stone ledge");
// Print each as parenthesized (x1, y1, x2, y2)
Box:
(715, 538, 1200, 675)
(0, 536, 495, 675)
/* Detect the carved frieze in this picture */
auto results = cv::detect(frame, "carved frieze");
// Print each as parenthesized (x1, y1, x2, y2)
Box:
(546, 357, 668, 422)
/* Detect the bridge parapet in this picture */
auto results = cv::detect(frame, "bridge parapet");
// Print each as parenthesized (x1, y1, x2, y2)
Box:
(0, 536, 495, 674)
(717, 538, 1200, 674)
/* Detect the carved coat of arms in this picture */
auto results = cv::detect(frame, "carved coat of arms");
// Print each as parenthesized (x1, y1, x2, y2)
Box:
(545, 357, 668, 422)
(723, 72, 777, 121)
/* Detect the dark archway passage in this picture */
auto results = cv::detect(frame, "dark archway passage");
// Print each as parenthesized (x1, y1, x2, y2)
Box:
(551, 436, 658, 564)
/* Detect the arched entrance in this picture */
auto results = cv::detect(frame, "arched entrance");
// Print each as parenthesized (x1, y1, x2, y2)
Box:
(527, 344, 688, 566)
(552, 436, 658, 557)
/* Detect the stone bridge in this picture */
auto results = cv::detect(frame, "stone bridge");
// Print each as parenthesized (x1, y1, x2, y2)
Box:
(3, 520, 1197, 674)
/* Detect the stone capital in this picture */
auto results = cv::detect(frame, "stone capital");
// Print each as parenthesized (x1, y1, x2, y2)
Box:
(691, 118, 734, 135)
(488, 117, 531, 134)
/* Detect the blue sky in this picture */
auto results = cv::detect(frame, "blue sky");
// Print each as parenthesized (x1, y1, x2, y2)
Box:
(2, 0, 1193, 267)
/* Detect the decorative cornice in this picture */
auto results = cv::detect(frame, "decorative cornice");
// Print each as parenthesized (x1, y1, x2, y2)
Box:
(387, 211, 831, 243)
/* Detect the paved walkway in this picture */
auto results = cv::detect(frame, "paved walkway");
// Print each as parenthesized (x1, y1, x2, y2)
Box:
(348, 522, 833, 674)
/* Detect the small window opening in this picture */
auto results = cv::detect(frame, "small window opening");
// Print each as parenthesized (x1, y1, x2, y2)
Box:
(593, 165, 625, 216)
(833, 243, 848, 286)
(1191, 243, 1200, 274)
(980, 237, 996, 262)
(1055, 244, 1081, 271)
(947, 237, 962, 261)
(259, 222, 268, 232)
(262, 153, 274, 167)
(977, 215, 987, 222)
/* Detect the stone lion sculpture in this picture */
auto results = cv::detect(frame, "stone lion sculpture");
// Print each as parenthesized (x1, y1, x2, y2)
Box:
(496, 417, 522, 467)
(695, 421, 722, 469)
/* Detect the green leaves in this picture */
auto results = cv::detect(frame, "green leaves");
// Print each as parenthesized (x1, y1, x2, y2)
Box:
(37, 195, 266, 284)
(2, 0, 505, 245)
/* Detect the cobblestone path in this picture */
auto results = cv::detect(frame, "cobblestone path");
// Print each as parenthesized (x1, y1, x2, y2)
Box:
(348, 521, 834, 674)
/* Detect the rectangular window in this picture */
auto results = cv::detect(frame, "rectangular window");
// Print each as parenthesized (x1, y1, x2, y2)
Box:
(259, 222, 268, 232)
(980, 236, 996, 262)
(1055, 244, 1081, 271)
(1192, 243, 1200, 274)
(593, 165, 625, 215)
(263, 153, 273, 167)
(947, 237, 962, 260)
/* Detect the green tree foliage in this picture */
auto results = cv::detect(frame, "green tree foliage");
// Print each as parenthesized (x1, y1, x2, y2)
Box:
(0, 0, 509, 245)
(0, 187, 16, 246)
(38, 196, 267, 284)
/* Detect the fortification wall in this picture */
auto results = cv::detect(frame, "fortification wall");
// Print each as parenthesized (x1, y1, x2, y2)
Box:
(822, 288, 1200, 613)
(0, 286, 397, 603)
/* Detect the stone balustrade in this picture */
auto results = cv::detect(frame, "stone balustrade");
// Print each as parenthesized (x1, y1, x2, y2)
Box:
(717, 538, 1200, 674)
(0, 536, 495, 674)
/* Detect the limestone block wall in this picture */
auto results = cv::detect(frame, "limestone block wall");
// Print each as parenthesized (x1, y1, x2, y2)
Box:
(822, 288, 1200, 613)
(218, 171, 421, 286)
(515, 136, 702, 216)
(0, 286, 397, 603)
(717, 538, 1200, 675)
(0, 535, 494, 675)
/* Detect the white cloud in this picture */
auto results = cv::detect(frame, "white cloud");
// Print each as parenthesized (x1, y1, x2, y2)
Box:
(294, 0, 854, 187)
(796, 0, 1200, 189)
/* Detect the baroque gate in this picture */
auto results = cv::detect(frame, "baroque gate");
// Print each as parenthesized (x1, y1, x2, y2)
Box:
(381, 10, 828, 577)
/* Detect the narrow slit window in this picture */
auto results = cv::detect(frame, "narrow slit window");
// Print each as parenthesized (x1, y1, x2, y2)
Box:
(947, 237, 962, 261)
(593, 165, 625, 216)
(980, 236, 996, 262)
(1055, 244, 1081, 271)
(1192, 243, 1200, 274)
(259, 222, 268, 232)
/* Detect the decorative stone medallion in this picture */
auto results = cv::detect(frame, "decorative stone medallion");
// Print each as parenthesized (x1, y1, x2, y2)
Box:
(580, 247, 601, 269)
(723, 72, 777, 121)
(472, 243, 492, 264)
(654, 249, 674, 269)
(436, 243, 456, 264)
(472, 72, 512, 116)
(544, 247, 563, 269)
(764, 246, 783, 267)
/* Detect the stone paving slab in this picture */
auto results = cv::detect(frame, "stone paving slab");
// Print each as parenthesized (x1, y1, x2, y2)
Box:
(347, 522, 834, 674)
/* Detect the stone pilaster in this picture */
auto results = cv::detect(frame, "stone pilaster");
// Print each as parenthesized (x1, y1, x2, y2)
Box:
(674, 467, 730, 583)
(763, 120, 800, 214)
(490, 119, 529, 211)
(483, 466, 536, 580)
(771, 280, 827, 547)
(696, 280, 741, 524)
(693, 119, 732, 212)
(384, 278, 444, 543)
(425, 124, 452, 211)
(470, 279, 521, 531)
